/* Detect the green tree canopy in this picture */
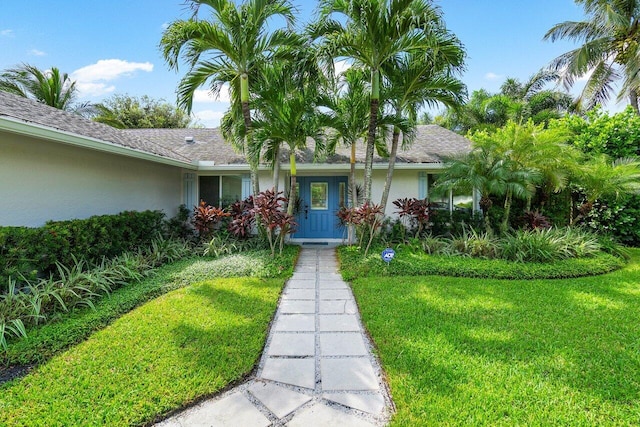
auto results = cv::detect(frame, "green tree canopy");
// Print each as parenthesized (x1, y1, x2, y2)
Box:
(92, 94, 193, 129)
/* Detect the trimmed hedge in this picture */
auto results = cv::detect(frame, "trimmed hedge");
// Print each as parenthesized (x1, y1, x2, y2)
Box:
(338, 245, 626, 281)
(0, 211, 165, 288)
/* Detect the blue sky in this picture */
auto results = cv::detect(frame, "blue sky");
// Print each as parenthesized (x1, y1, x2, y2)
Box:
(0, 0, 615, 127)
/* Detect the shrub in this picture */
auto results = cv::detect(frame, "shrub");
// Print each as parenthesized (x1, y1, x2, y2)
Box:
(227, 196, 255, 239)
(448, 228, 500, 259)
(499, 228, 601, 263)
(192, 200, 230, 238)
(252, 189, 296, 256)
(0, 210, 166, 289)
(393, 197, 431, 238)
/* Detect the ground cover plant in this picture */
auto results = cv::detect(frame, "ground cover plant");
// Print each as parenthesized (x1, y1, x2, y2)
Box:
(0, 246, 298, 426)
(348, 249, 640, 426)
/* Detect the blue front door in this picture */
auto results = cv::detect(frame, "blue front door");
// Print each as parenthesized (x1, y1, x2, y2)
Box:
(294, 176, 347, 239)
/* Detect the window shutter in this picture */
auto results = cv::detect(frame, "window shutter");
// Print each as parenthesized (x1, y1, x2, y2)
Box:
(183, 173, 196, 210)
(241, 174, 251, 200)
(418, 172, 428, 199)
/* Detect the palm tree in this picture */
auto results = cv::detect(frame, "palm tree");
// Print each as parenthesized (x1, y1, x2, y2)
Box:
(434, 146, 515, 235)
(0, 63, 89, 113)
(251, 60, 326, 216)
(319, 66, 371, 211)
(160, 0, 298, 195)
(315, 0, 447, 203)
(544, 0, 640, 113)
(379, 49, 466, 211)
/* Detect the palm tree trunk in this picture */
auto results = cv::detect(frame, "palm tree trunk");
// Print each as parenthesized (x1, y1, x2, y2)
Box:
(501, 189, 513, 234)
(630, 89, 639, 115)
(349, 142, 357, 244)
(240, 73, 260, 196)
(287, 152, 297, 216)
(273, 144, 280, 194)
(364, 68, 380, 204)
(380, 126, 400, 212)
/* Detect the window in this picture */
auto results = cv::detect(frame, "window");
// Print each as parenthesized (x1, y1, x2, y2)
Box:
(199, 175, 243, 208)
(310, 182, 328, 210)
(199, 176, 219, 207)
(221, 176, 242, 206)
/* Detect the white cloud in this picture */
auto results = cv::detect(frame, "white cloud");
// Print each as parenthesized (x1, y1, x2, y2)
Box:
(29, 49, 46, 56)
(193, 85, 230, 103)
(194, 109, 225, 127)
(484, 72, 503, 81)
(74, 82, 116, 97)
(1, 29, 13, 37)
(71, 59, 153, 98)
(72, 59, 153, 82)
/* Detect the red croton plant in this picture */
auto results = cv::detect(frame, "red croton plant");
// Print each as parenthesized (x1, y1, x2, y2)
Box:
(192, 200, 230, 238)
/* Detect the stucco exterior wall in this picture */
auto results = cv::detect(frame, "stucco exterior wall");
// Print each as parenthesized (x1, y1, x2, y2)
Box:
(1, 133, 183, 227)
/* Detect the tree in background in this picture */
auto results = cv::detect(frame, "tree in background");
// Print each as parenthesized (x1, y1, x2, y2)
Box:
(437, 71, 573, 134)
(92, 94, 192, 129)
(0, 63, 93, 114)
(544, 0, 640, 113)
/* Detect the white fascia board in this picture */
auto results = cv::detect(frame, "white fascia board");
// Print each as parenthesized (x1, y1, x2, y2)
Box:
(196, 162, 446, 172)
(0, 116, 197, 170)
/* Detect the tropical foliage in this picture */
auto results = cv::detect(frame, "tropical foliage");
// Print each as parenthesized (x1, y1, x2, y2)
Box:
(0, 63, 92, 114)
(160, 0, 299, 196)
(544, 0, 640, 113)
(91, 94, 192, 128)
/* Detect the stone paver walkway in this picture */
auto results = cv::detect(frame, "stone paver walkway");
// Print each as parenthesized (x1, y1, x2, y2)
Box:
(157, 248, 392, 426)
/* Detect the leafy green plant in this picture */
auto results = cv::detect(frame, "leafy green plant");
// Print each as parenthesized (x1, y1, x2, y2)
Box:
(202, 235, 238, 258)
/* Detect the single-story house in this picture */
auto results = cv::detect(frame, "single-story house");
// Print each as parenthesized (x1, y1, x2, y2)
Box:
(0, 90, 473, 240)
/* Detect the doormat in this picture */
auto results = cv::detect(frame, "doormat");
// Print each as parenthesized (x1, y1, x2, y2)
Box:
(302, 242, 329, 245)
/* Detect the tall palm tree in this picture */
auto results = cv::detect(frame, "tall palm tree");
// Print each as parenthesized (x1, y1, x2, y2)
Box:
(0, 63, 87, 113)
(319, 66, 371, 211)
(251, 60, 326, 215)
(544, 0, 640, 113)
(315, 0, 447, 203)
(160, 0, 298, 195)
(379, 48, 466, 211)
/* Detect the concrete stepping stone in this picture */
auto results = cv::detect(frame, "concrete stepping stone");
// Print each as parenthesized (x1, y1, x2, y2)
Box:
(248, 382, 312, 419)
(324, 392, 386, 415)
(159, 392, 270, 427)
(319, 314, 360, 332)
(287, 280, 316, 289)
(286, 402, 375, 427)
(319, 299, 357, 314)
(319, 289, 351, 300)
(291, 272, 316, 280)
(318, 280, 349, 290)
(280, 300, 315, 314)
(321, 358, 380, 391)
(283, 288, 316, 300)
(320, 333, 368, 356)
(274, 314, 315, 332)
(261, 358, 316, 389)
(268, 333, 315, 357)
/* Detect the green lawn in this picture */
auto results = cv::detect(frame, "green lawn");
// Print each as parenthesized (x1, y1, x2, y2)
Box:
(350, 249, 640, 426)
(0, 276, 285, 426)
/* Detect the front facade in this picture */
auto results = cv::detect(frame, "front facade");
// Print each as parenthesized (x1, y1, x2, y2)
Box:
(1, 92, 473, 236)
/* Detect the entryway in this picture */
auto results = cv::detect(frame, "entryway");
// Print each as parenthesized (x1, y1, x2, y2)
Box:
(293, 176, 347, 240)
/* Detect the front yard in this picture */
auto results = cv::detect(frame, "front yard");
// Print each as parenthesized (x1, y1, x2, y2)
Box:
(348, 249, 640, 425)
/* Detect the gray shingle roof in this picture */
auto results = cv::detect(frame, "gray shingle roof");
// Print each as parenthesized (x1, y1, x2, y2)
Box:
(0, 91, 191, 163)
(1, 90, 470, 166)
(126, 124, 471, 166)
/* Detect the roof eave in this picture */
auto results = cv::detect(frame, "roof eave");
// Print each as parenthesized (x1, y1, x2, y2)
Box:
(0, 116, 197, 170)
